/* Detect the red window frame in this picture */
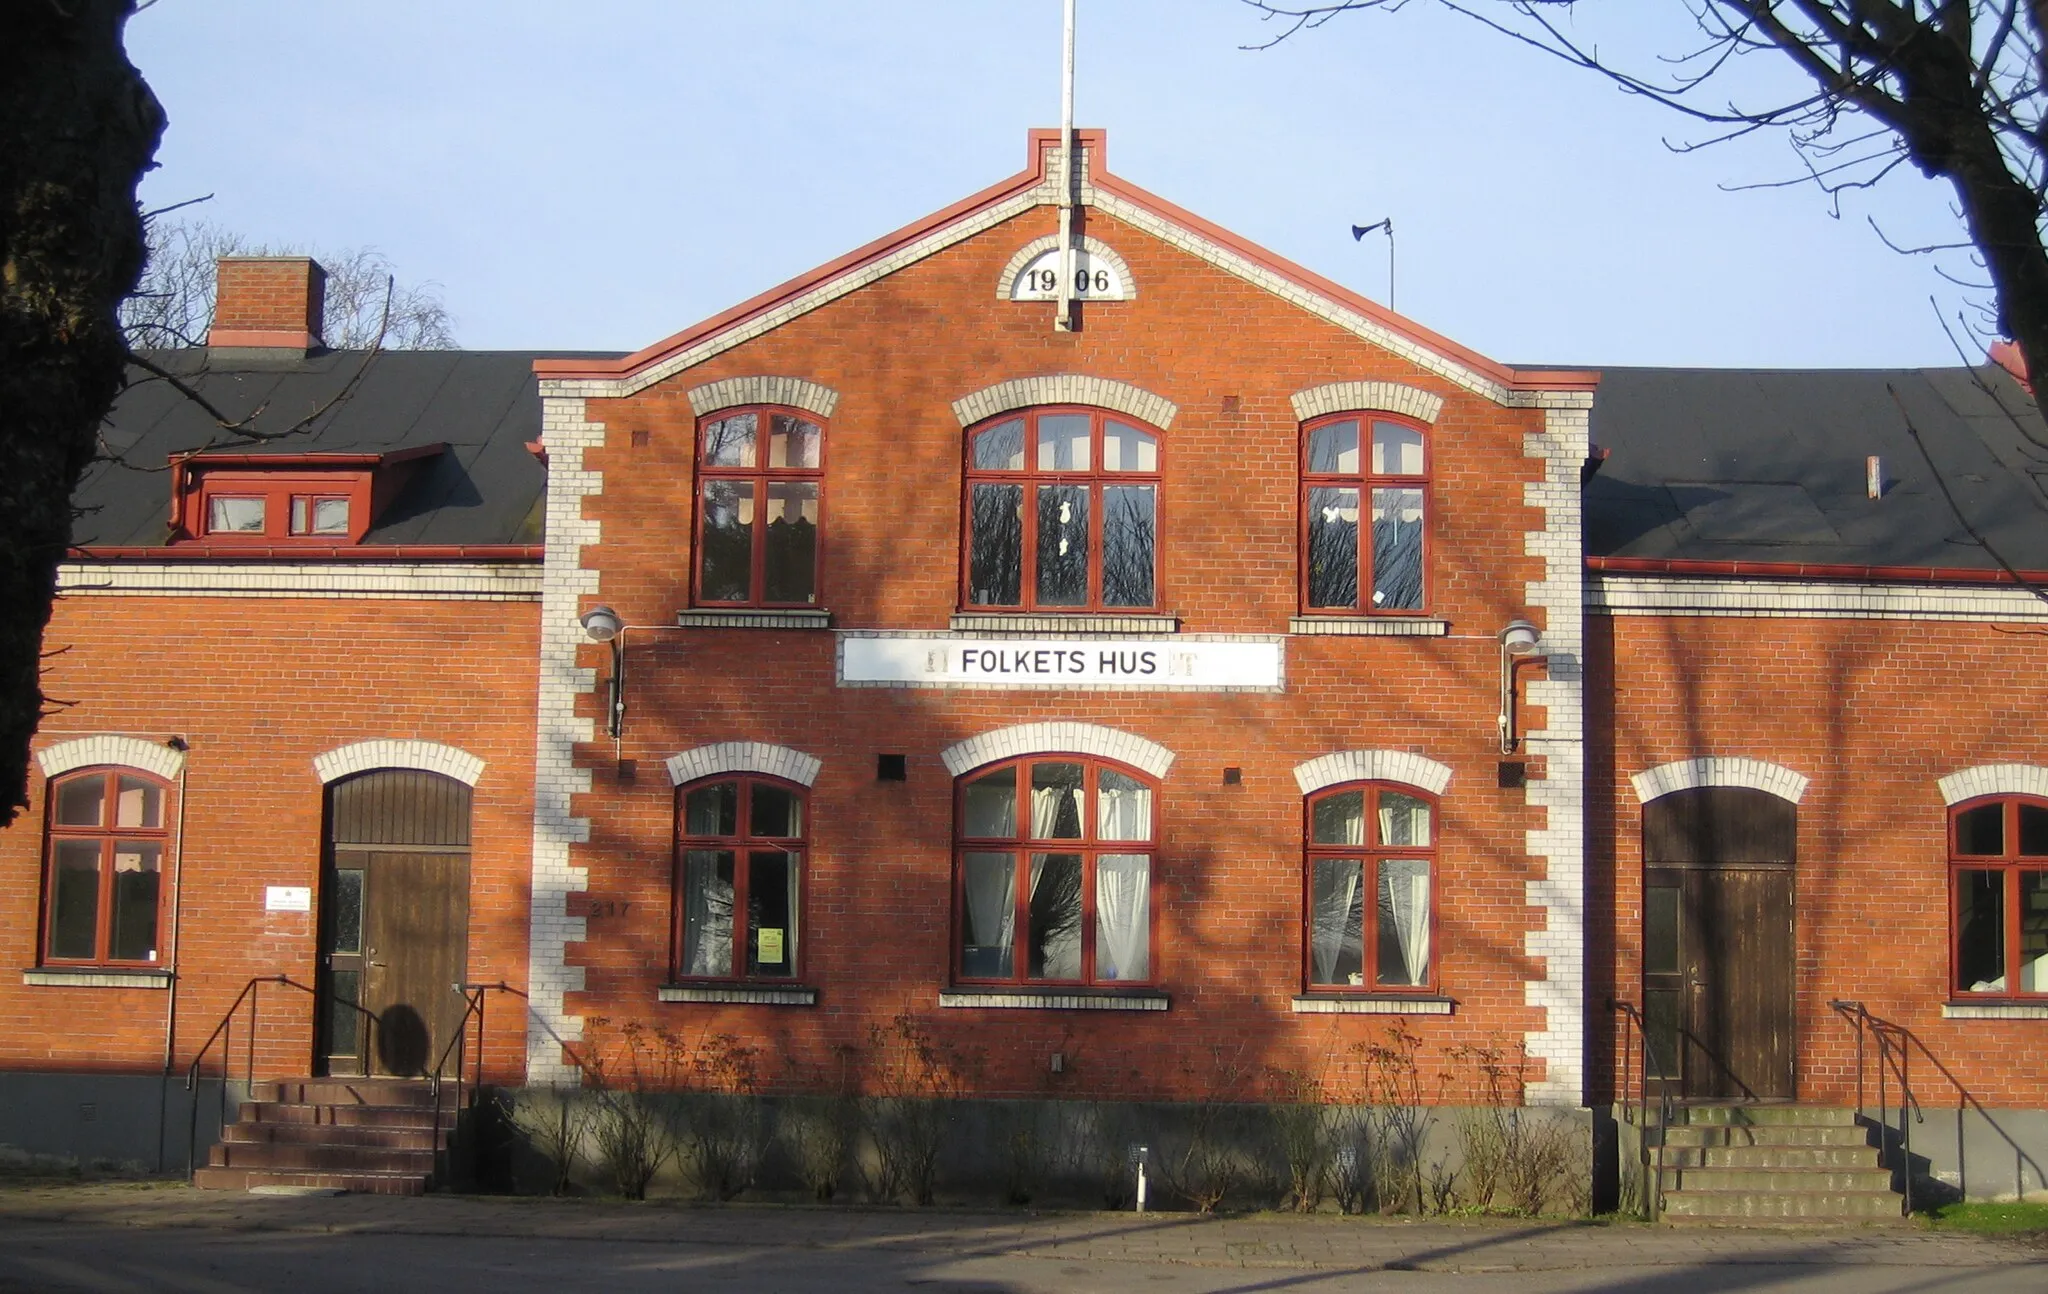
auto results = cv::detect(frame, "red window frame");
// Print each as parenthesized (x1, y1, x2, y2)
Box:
(1949, 794, 2048, 998)
(960, 406, 1165, 613)
(951, 755, 1158, 987)
(41, 767, 174, 967)
(1301, 781, 1439, 994)
(691, 405, 827, 609)
(671, 775, 808, 983)
(190, 471, 373, 545)
(1299, 413, 1431, 616)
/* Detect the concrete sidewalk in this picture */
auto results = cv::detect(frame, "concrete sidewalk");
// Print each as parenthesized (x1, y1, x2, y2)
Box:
(0, 1182, 2039, 1277)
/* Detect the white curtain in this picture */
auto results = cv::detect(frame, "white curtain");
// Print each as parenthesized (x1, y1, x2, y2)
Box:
(962, 853, 1016, 970)
(1097, 775, 1152, 841)
(1030, 776, 1082, 839)
(1378, 859, 1431, 985)
(1378, 794, 1432, 848)
(1095, 854, 1150, 980)
(1310, 859, 1363, 985)
(684, 851, 733, 977)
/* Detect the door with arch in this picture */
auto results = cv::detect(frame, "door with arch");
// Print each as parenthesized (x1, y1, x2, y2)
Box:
(1641, 787, 1797, 1100)
(317, 770, 472, 1077)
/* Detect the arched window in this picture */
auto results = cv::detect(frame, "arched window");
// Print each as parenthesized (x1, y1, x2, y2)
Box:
(1301, 414, 1428, 613)
(674, 776, 806, 981)
(1303, 782, 1435, 991)
(1951, 795, 2048, 996)
(43, 767, 172, 965)
(954, 756, 1155, 985)
(963, 408, 1161, 612)
(694, 406, 824, 607)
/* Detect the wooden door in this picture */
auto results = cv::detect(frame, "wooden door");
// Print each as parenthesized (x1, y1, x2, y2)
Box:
(1643, 788, 1796, 1100)
(319, 771, 472, 1078)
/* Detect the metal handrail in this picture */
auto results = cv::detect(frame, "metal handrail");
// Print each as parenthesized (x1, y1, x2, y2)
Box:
(1827, 999, 2046, 1214)
(181, 974, 376, 1180)
(1609, 997, 1677, 1220)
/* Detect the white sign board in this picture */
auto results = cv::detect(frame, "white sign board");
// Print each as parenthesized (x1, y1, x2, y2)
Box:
(840, 637, 1282, 691)
(1009, 248, 1131, 301)
(265, 885, 312, 913)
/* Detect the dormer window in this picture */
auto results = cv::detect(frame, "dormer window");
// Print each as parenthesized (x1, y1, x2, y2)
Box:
(169, 446, 441, 547)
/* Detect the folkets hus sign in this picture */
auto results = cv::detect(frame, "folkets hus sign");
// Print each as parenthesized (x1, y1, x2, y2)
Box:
(838, 634, 1285, 691)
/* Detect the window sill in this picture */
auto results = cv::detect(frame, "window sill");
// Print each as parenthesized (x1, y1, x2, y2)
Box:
(23, 967, 173, 989)
(948, 613, 1179, 636)
(1289, 616, 1448, 637)
(658, 983, 817, 1006)
(676, 609, 832, 630)
(1941, 1000, 2048, 1020)
(939, 988, 1169, 1012)
(1291, 993, 1453, 1015)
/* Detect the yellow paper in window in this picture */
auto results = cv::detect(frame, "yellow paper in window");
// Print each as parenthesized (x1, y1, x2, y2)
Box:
(757, 928, 785, 962)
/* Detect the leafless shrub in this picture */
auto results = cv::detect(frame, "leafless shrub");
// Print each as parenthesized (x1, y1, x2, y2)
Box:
(1265, 1064, 1331, 1212)
(505, 1087, 590, 1196)
(1448, 1038, 1583, 1215)
(582, 1019, 683, 1200)
(1161, 1044, 1256, 1213)
(859, 1011, 977, 1205)
(679, 1032, 763, 1202)
(1355, 1021, 1442, 1214)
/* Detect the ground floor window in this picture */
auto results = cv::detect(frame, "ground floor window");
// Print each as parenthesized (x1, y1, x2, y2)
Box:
(42, 767, 171, 965)
(1304, 781, 1435, 992)
(954, 756, 1154, 985)
(1952, 795, 2048, 995)
(675, 776, 804, 980)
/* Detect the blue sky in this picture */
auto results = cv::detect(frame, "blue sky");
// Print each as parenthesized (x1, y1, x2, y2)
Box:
(129, 1, 1972, 367)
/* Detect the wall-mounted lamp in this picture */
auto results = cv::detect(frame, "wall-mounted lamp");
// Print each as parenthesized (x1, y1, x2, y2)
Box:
(580, 605, 626, 740)
(1497, 618, 1546, 755)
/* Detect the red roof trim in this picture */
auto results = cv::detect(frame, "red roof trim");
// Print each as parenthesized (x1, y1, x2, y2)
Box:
(532, 129, 1598, 395)
(73, 544, 542, 563)
(1588, 555, 2048, 586)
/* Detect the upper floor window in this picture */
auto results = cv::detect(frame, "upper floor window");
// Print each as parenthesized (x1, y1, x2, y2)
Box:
(955, 756, 1154, 985)
(674, 776, 805, 981)
(1301, 415, 1427, 613)
(1304, 782, 1436, 992)
(195, 473, 366, 543)
(695, 407, 824, 607)
(964, 408, 1160, 612)
(43, 768, 171, 965)
(1952, 795, 2048, 995)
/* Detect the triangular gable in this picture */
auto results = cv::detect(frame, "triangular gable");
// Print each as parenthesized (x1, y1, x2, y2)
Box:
(534, 130, 1596, 406)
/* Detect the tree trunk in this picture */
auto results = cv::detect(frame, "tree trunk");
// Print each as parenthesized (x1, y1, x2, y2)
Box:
(0, 0, 164, 821)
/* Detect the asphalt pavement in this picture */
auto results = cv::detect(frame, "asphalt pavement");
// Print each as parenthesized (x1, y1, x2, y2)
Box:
(0, 1182, 2041, 1292)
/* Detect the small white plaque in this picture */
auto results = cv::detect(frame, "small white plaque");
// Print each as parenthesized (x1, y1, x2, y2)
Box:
(1009, 248, 1130, 301)
(265, 885, 312, 913)
(841, 636, 1282, 691)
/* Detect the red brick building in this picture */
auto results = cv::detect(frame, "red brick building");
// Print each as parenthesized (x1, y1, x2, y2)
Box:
(3, 130, 2043, 1207)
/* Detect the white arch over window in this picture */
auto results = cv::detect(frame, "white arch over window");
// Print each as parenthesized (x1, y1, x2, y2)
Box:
(995, 235, 1137, 299)
(1631, 757, 1809, 805)
(1938, 764, 2048, 806)
(940, 722, 1174, 780)
(1292, 749, 1452, 797)
(313, 740, 485, 787)
(37, 735, 186, 782)
(950, 375, 1178, 431)
(686, 376, 839, 420)
(1289, 381, 1445, 426)
(666, 741, 822, 788)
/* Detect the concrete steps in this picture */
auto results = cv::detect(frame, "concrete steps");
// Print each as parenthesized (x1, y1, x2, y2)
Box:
(194, 1077, 455, 1195)
(1650, 1105, 1903, 1222)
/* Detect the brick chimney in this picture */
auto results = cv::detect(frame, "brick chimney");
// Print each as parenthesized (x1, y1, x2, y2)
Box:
(208, 256, 326, 356)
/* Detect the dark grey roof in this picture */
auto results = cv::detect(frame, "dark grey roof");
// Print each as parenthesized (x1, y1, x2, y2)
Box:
(78, 349, 609, 548)
(1586, 366, 2048, 571)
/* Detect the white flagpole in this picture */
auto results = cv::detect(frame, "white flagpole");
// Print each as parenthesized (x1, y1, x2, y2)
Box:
(1056, 0, 1077, 332)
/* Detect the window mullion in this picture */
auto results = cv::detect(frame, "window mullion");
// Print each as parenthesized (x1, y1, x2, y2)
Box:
(96, 834, 116, 962)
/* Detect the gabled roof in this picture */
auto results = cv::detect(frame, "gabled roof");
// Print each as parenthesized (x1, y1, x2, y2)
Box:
(1587, 365, 2048, 577)
(79, 349, 602, 551)
(533, 130, 1598, 406)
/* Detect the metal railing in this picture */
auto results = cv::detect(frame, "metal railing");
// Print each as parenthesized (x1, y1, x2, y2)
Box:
(181, 974, 377, 1180)
(1609, 997, 1677, 1220)
(1828, 999, 2046, 1214)
(426, 980, 521, 1185)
